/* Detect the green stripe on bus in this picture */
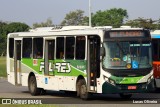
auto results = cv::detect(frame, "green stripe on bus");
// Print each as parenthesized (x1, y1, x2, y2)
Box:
(22, 58, 87, 77)
(111, 76, 144, 84)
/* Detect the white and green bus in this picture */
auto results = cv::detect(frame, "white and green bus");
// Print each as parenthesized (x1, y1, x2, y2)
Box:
(7, 26, 155, 99)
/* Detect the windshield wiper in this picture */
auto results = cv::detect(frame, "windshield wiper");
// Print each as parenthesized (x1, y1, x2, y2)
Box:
(116, 42, 125, 55)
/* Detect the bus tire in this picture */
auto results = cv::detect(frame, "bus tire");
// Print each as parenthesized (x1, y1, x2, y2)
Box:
(28, 76, 41, 96)
(119, 93, 132, 99)
(77, 79, 90, 100)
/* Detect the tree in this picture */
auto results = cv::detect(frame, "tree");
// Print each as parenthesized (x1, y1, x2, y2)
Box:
(125, 17, 160, 30)
(92, 8, 128, 27)
(32, 18, 54, 28)
(0, 22, 30, 56)
(0, 21, 7, 56)
(157, 18, 160, 29)
(61, 10, 88, 26)
(5, 22, 29, 33)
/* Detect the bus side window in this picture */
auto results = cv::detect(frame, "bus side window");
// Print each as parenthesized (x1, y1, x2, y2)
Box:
(76, 36, 85, 59)
(33, 38, 43, 59)
(22, 38, 32, 58)
(65, 37, 75, 59)
(9, 38, 14, 58)
(56, 37, 64, 59)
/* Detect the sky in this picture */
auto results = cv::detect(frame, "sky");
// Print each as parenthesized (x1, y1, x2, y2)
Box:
(0, 0, 160, 27)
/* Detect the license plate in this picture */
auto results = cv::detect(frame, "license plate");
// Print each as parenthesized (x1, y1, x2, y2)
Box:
(128, 86, 137, 90)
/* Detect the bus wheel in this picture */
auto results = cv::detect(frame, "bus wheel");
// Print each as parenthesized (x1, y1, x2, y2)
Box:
(119, 93, 132, 99)
(77, 79, 90, 100)
(28, 76, 41, 96)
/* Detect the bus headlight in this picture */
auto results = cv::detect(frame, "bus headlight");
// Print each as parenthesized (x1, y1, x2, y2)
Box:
(103, 75, 109, 82)
(147, 78, 151, 83)
(147, 75, 153, 84)
(103, 75, 115, 86)
(109, 79, 115, 86)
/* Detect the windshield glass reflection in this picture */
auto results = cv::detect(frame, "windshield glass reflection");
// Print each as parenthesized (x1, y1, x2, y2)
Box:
(103, 41, 152, 69)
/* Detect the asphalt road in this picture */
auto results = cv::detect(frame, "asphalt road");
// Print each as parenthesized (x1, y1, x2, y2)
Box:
(0, 77, 160, 107)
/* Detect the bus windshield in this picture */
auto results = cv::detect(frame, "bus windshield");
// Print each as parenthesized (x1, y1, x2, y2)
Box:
(102, 41, 152, 69)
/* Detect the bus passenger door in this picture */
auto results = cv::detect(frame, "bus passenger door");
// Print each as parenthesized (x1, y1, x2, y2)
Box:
(14, 40, 22, 86)
(44, 39, 58, 90)
(87, 35, 100, 92)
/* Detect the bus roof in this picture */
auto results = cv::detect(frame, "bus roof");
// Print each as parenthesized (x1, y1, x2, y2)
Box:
(7, 26, 146, 38)
(29, 26, 92, 32)
(8, 26, 104, 38)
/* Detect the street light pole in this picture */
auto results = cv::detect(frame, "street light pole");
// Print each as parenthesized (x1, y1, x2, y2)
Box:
(89, 0, 92, 27)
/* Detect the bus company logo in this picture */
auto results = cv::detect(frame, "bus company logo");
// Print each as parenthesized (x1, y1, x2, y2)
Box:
(39, 62, 71, 73)
(40, 62, 53, 72)
(55, 62, 71, 73)
(2, 99, 11, 104)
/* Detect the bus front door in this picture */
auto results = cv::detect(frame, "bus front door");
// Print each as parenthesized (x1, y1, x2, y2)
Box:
(44, 39, 58, 90)
(87, 35, 100, 92)
(14, 40, 22, 86)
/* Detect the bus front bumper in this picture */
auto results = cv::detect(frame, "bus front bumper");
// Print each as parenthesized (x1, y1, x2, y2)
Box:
(102, 79, 155, 94)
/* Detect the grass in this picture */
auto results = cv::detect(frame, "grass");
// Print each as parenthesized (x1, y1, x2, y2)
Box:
(0, 57, 7, 77)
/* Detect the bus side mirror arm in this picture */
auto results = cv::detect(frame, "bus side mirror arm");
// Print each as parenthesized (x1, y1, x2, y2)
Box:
(100, 47, 105, 56)
(100, 47, 105, 62)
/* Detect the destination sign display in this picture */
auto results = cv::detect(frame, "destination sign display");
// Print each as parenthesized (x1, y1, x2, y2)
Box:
(109, 31, 144, 38)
